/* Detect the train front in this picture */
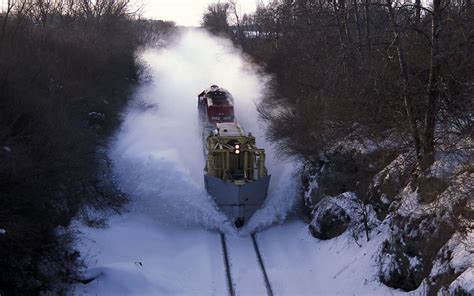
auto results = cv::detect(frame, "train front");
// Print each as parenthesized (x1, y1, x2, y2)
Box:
(204, 122, 271, 228)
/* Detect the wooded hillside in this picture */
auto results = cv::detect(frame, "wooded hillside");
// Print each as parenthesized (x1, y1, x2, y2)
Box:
(0, 0, 174, 293)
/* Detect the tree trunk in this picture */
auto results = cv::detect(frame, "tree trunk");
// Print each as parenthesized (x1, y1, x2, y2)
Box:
(353, 0, 363, 62)
(340, 0, 352, 45)
(415, 0, 421, 26)
(386, 0, 422, 160)
(333, 0, 349, 74)
(421, 0, 442, 169)
(333, 0, 345, 46)
(364, 0, 371, 54)
(1, 0, 14, 47)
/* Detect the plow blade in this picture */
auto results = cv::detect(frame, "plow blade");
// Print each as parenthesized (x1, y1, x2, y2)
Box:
(204, 175, 271, 225)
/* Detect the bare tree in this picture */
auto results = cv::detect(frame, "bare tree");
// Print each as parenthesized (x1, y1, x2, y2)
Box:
(421, 0, 442, 169)
(1, 0, 16, 43)
(386, 0, 422, 164)
(202, 1, 230, 35)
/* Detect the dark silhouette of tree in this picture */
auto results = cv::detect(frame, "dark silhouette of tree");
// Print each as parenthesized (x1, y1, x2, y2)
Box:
(202, 2, 230, 35)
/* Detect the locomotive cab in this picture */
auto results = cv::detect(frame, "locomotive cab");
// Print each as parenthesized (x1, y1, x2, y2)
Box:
(198, 85, 234, 125)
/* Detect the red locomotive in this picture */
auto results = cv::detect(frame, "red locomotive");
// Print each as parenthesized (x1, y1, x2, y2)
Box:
(198, 85, 235, 125)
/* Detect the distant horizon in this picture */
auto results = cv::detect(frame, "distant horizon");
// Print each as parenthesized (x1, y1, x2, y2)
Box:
(0, 0, 259, 27)
(132, 0, 258, 27)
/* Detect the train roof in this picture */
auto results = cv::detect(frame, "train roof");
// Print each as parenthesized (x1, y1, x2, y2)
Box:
(204, 84, 230, 94)
(199, 85, 234, 106)
(204, 85, 233, 98)
(216, 122, 244, 137)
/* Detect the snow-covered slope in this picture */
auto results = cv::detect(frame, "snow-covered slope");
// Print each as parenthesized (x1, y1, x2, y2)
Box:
(258, 220, 407, 296)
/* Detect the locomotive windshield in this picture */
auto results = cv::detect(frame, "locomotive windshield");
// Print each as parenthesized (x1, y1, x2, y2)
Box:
(208, 91, 229, 105)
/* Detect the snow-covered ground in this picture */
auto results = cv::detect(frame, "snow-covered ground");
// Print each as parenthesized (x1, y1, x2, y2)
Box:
(75, 215, 407, 295)
(75, 213, 227, 295)
(258, 220, 407, 296)
(76, 213, 227, 295)
(75, 29, 409, 295)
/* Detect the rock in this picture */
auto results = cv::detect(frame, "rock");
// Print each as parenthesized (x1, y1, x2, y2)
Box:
(378, 238, 426, 291)
(367, 152, 417, 220)
(309, 197, 351, 240)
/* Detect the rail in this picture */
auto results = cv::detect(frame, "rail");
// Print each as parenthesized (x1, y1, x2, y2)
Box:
(220, 232, 274, 296)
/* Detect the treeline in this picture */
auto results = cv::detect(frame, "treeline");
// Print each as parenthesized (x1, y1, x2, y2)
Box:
(0, 0, 174, 293)
(203, 0, 473, 170)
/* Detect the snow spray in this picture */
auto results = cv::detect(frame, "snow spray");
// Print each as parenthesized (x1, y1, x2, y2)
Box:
(109, 29, 299, 233)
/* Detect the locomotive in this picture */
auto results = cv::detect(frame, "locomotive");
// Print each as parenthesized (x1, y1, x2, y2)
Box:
(198, 85, 270, 227)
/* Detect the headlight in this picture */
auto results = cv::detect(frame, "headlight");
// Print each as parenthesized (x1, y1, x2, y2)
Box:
(235, 149, 240, 155)
(234, 144, 240, 149)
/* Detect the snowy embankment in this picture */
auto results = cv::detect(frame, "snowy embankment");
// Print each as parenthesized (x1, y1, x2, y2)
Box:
(259, 220, 407, 296)
(75, 29, 408, 295)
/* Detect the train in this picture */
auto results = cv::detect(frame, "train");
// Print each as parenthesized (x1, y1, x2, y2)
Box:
(198, 85, 271, 227)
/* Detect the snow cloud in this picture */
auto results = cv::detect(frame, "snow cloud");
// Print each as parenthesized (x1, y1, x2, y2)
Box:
(109, 29, 298, 233)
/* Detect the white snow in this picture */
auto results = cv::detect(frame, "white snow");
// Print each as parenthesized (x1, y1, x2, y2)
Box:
(450, 232, 474, 274)
(76, 216, 409, 295)
(257, 220, 407, 296)
(225, 235, 268, 295)
(448, 267, 474, 295)
(397, 187, 420, 217)
(75, 213, 227, 295)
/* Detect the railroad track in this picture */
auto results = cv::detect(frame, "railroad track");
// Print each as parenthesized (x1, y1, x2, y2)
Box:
(220, 232, 274, 296)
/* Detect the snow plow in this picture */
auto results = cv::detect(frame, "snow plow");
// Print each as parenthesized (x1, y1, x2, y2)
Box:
(198, 86, 270, 227)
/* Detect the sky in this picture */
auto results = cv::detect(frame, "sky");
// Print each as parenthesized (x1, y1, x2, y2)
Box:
(131, 0, 259, 27)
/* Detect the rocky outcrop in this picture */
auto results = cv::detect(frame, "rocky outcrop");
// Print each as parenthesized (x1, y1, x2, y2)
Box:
(302, 140, 473, 294)
(309, 196, 351, 240)
(366, 152, 417, 220)
(378, 171, 473, 293)
(307, 192, 376, 240)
